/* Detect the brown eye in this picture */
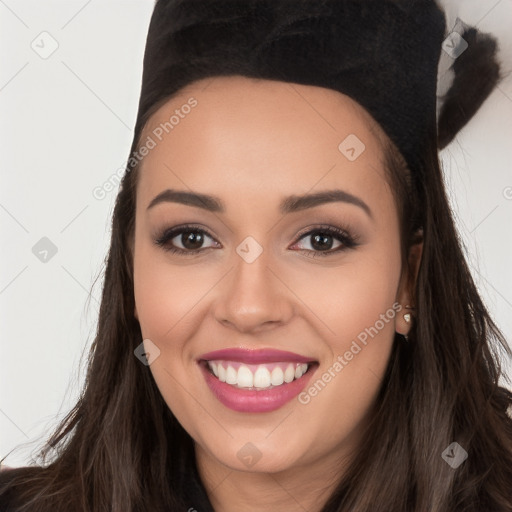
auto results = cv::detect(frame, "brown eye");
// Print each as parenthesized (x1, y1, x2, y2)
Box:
(309, 233, 337, 251)
(179, 230, 205, 250)
(154, 225, 220, 255)
(290, 225, 359, 258)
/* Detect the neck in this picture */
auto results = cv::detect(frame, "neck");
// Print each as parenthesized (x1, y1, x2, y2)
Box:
(195, 443, 355, 512)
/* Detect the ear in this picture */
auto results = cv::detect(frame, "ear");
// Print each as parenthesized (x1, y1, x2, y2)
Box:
(395, 232, 423, 337)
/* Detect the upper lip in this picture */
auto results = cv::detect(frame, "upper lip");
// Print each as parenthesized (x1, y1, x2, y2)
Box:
(198, 348, 316, 364)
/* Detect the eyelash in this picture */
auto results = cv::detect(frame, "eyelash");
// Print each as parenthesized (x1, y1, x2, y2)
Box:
(153, 223, 359, 258)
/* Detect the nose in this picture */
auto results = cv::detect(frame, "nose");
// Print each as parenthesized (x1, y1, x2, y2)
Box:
(213, 249, 294, 334)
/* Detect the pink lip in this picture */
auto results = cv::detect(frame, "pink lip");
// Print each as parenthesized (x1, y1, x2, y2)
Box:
(199, 348, 315, 364)
(198, 349, 318, 413)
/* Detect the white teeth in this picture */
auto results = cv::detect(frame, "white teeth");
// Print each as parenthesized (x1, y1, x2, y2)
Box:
(295, 363, 308, 379)
(217, 364, 226, 382)
(237, 366, 253, 388)
(253, 366, 271, 388)
(225, 365, 237, 384)
(206, 361, 311, 389)
(270, 367, 284, 386)
(284, 364, 295, 383)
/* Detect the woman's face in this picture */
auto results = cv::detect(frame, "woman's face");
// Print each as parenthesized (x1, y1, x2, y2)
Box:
(133, 76, 414, 476)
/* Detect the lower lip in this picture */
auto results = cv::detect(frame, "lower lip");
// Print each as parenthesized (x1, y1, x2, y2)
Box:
(199, 362, 317, 413)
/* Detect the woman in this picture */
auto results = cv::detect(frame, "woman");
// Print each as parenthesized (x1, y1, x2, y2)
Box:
(1, 0, 511, 511)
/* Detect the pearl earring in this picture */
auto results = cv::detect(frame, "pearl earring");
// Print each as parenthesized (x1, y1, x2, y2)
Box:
(402, 304, 415, 342)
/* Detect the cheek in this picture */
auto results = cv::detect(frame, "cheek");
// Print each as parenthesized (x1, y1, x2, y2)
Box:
(132, 246, 214, 436)
(284, 257, 401, 452)
(281, 246, 402, 350)
(133, 244, 212, 343)
(279, 241, 402, 408)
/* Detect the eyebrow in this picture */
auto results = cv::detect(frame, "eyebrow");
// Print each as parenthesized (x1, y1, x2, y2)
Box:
(146, 188, 373, 219)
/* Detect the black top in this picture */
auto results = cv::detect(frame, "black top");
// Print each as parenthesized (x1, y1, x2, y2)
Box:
(0, 469, 17, 511)
(181, 458, 216, 512)
(0, 462, 216, 512)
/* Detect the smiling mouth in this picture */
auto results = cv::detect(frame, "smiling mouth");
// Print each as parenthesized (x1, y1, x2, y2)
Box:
(200, 360, 317, 391)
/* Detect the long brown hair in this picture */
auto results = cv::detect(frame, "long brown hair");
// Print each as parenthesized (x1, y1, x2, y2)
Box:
(2, 5, 512, 512)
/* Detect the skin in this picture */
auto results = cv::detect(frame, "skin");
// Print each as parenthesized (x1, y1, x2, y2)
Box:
(132, 75, 422, 512)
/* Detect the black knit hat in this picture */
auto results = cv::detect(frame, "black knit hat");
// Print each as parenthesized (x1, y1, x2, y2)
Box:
(132, 0, 500, 178)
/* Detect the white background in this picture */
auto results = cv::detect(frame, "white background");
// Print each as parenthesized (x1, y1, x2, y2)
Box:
(1, 0, 511, 467)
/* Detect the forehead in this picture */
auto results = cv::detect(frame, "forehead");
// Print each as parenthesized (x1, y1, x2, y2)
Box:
(135, 76, 389, 209)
